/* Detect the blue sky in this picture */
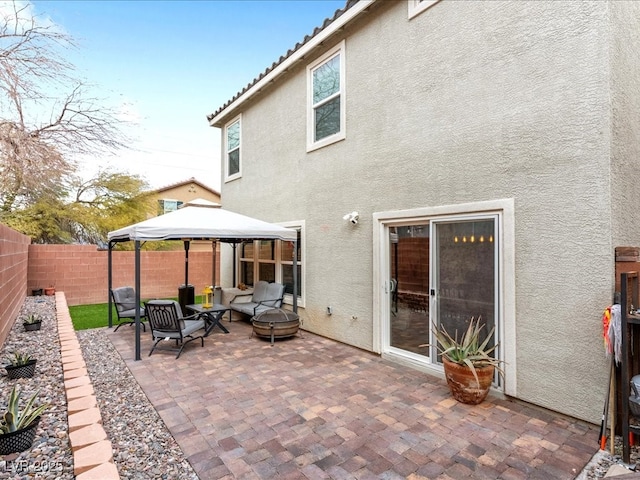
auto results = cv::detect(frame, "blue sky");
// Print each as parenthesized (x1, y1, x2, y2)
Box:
(28, 0, 346, 191)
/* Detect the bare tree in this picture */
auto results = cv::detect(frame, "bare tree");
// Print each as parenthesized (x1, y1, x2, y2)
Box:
(0, 1, 131, 214)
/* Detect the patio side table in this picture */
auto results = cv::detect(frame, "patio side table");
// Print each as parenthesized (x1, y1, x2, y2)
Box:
(186, 303, 230, 336)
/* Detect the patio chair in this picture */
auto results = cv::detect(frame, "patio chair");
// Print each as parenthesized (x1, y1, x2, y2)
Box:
(145, 300, 206, 359)
(229, 280, 285, 321)
(111, 286, 146, 332)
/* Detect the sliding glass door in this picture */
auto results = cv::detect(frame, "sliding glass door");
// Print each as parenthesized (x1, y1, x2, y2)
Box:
(388, 224, 430, 354)
(430, 219, 497, 363)
(386, 216, 499, 368)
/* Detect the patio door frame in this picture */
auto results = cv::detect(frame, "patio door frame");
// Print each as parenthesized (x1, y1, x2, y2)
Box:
(372, 198, 517, 396)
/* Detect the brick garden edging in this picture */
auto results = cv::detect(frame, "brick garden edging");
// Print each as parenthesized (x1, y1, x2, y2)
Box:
(55, 292, 120, 479)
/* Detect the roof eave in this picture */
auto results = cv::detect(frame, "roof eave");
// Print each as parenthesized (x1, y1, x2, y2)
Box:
(208, 0, 375, 128)
(153, 178, 220, 196)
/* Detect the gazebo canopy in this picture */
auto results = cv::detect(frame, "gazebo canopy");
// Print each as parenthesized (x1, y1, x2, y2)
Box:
(107, 198, 299, 360)
(108, 198, 297, 243)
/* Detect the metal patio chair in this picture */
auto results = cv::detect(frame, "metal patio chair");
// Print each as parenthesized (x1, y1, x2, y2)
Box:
(145, 300, 205, 359)
(111, 286, 146, 332)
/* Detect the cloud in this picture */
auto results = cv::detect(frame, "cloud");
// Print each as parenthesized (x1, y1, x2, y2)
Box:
(0, 0, 67, 36)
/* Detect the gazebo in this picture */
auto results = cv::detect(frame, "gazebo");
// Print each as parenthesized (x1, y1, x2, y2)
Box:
(107, 199, 299, 360)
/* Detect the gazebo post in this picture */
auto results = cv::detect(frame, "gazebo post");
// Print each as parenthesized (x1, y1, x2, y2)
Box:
(212, 240, 217, 286)
(232, 242, 237, 286)
(135, 240, 141, 361)
(108, 241, 113, 328)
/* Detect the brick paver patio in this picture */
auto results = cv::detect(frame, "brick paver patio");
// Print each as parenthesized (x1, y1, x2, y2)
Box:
(107, 320, 598, 479)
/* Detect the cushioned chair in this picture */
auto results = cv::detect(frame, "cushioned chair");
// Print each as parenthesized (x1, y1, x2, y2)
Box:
(111, 286, 146, 332)
(145, 300, 205, 359)
(229, 281, 285, 321)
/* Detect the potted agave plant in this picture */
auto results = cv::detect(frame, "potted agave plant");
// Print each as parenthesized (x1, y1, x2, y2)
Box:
(23, 314, 42, 332)
(0, 386, 49, 455)
(4, 353, 37, 380)
(428, 316, 504, 405)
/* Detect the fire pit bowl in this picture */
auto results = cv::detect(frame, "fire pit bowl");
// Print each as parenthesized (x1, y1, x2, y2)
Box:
(252, 309, 300, 346)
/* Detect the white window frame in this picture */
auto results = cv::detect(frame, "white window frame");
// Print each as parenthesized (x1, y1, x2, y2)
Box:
(279, 221, 305, 307)
(306, 41, 346, 152)
(224, 114, 242, 183)
(408, 0, 440, 20)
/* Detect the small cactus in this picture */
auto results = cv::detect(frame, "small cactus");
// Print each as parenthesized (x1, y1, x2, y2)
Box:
(23, 314, 40, 325)
(8, 352, 33, 367)
(0, 386, 49, 434)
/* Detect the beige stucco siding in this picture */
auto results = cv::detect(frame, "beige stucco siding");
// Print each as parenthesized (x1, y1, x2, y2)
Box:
(216, 1, 640, 423)
(609, 0, 640, 245)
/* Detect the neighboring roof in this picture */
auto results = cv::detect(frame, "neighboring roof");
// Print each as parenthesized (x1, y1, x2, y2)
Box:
(208, 0, 373, 127)
(153, 177, 220, 196)
(108, 198, 297, 243)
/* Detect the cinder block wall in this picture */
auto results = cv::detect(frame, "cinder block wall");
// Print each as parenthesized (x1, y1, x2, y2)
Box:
(28, 245, 219, 306)
(0, 225, 30, 346)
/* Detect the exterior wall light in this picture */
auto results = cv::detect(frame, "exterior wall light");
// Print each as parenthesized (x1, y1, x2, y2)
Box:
(343, 211, 359, 225)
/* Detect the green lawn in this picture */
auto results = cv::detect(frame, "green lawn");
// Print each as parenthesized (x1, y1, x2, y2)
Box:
(68, 295, 204, 330)
(68, 303, 112, 330)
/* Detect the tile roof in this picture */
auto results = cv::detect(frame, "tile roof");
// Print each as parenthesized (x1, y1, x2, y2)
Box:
(207, 0, 359, 123)
(152, 177, 220, 195)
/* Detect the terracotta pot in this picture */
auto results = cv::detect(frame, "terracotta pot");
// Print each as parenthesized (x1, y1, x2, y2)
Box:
(442, 356, 495, 405)
(44, 288, 55, 296)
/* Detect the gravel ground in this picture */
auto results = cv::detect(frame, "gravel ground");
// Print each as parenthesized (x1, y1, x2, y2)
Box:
(0, 296, 197, 479)
(77, 328, 198, 480)
(0, 295, 636, 479)
(578, 442, 640, 479)
(0, 296, 72, 479)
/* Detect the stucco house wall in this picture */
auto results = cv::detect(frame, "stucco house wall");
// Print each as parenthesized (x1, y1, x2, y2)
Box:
(610, 1, 640, 245)
(210, 0, 640, 424)
(151, 177, 220, 212)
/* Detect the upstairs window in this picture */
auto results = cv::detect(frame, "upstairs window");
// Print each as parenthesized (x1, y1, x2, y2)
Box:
(158, 199, 182, 215)
(225, 115, 241, 182)
(408, 0, 439, 19)
(307, 41, 345, 151)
